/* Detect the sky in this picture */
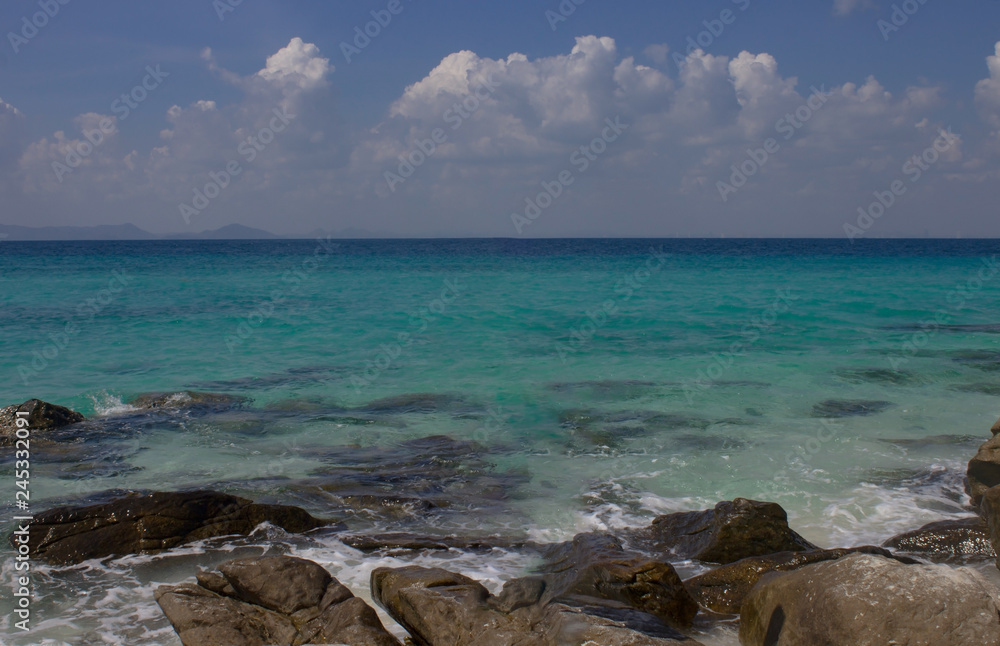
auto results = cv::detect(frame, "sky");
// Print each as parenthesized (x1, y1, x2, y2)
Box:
(1, 0, 999, 238)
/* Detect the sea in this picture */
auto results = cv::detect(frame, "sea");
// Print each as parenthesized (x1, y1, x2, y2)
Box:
(1, 238, 998, 644)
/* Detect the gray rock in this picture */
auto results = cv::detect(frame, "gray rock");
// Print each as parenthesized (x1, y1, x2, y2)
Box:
(157, 555, 400, 646)
(15, 490, 325, 565)
(883, 517, 996, 561)
(0, 399, 84, 444)
(739, 553, 1000, 645)
(993, 415, 1000, 436)
(625, 498, 816, 564)
(128, 391, 247, 412)
(371, 566, 702, 645)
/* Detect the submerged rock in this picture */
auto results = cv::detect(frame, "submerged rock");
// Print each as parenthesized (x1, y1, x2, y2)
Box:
(967, 435, 1000, 504)
(0, 399, 84, 444)
(953, 383, 1000, 396)
(371, 565, 700, 645)
(882, 517, 996, 561)
(683, 546, 907, 614)
(811, 399, 893, 418)
(739, 553, 1000, 645)
(17, 490, 325, 565)
(157, 555, 400, 646)
(354, 392, 471, 414)
(127, 390, 247, 412)
(833, 367, 925, 386)
(625, 498, 816, 564)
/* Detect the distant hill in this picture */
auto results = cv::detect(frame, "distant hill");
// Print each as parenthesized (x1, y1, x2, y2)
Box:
(0, 223, 280, 241)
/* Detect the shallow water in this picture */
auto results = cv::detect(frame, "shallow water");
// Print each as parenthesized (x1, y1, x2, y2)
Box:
(1, 238, 998, 644)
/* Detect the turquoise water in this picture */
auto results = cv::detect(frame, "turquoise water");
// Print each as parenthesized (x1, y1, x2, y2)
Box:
(1, 239, 999, 644)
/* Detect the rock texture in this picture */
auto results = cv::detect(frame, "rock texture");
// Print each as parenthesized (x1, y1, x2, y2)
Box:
(371, 566, 701, 645)
(683, 546, 905, 614)
(883, 517, 996, 561)
(626, 498, 816, 564)
(993, 415, 1000, 436)
(16, 490, 325, 565)
(537, 533, 698, 630)
(128, 391, 246, 411)
(157, 556, 400, 646)
(739, 553, 1000, 646)
(0, 399, 84, 444)
(968, 435, 1000, 504)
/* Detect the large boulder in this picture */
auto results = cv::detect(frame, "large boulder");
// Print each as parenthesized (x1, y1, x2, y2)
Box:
(968, 435, 1000, 505)
(979, 485, 1000, 566)
(625, 498, 816, 564)
(739, 553, 1000, 645)
(882, 517, 996, 561)
(16, 490, 325, 565)
(157, 555, 400, 646)
(537, 533, 698, 630)
(0, 399, 84, 444)
(684, 546, 906, 614)
(371, 566, 701, 646)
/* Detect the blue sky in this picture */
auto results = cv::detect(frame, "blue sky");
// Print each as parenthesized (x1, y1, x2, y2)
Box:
(1, 0, 999, 237)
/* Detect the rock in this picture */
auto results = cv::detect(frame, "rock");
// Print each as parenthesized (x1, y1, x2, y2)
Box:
(739, 553, 1000, 646)
(979, 485, 1000, 566)
(157, 555, 400, 646)
(625, 498, 816, 564)
(340, 532, 536, 553)
(15, 490, 325, 565)
(0, 399, 84, 444)
(811, 399, 893, 418)
(883, 517, 996, 561)
(537, 533, 698, 630)
(127, 391, 247, 412)
(371, 566, 700, 645)
(355, 393, 470, 414)
(684, 546, 906, 614)
(967, 435, 1000, 504)
(993, 415, 1000, 436)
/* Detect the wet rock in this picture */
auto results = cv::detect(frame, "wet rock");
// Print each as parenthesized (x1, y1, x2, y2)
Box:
(967, 435, 1000, 504)
(157, 555, 400, 646)
(340, 532, 536, 553)
(811, 399, 893, 418)
(625, 498, 816, 564)
(979, 485, 1000, 564)
(883, 517, 996, 561)
(0, 399, 84, 444)
(739, 553, 1000, 646)
(537, 533, 699, 630)
(127, 390, 247, 412)
(16, 490, 325, 565)
(371, 565, 701, 645)
(684, 546, 908, 614)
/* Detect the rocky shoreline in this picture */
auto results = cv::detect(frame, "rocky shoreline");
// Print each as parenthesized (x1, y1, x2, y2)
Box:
(5, 396, 1000, 644)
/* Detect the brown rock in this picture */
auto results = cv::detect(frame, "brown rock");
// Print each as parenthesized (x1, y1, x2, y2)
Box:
(968, 435, 1000, 504)
(684, 546, 903, 614)
(739, 553, 1000, 645)
(626, 498, 816, 564)
(157, 555, 400, 646)
(16, 490, 325, 565)
(538, 533, 698, 630)
(0, 399, 84, 444)
(882, 517, 996, 561)
(371, 565, 700, 645)
(993, 415, 1000, 436)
